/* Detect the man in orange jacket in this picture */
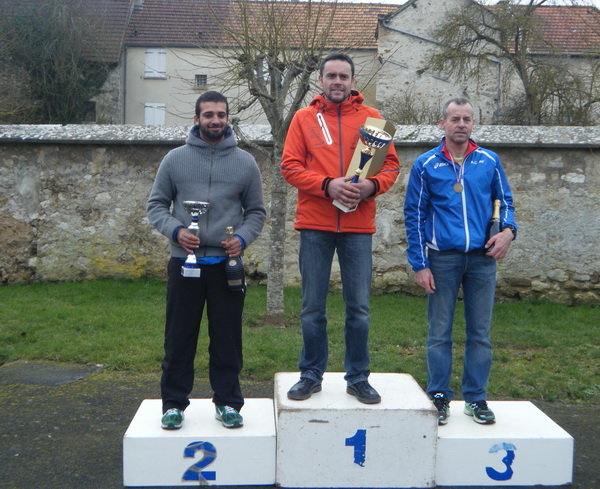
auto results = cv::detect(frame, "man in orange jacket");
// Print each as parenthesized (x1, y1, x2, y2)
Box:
(281, 53, 400, 403)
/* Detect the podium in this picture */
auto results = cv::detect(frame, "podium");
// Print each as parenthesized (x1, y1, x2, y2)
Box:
(123, 374, 574, 487)
(436, 401, 573, 486)
(123, 398, 276, 487)
(275, 372, 438, 488)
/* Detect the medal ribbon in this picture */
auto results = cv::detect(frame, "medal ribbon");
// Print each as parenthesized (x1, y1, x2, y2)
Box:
(450, 154, 464, 184)
(449, 154, 464, 192)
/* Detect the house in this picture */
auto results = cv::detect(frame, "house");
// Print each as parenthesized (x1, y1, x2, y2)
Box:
(120, 0, 400, 125)
(376, 0, 600, 124)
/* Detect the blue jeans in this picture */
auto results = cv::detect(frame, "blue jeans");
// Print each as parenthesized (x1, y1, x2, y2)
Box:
(298, 230, 373, 385)
(426, 249, 497, 402)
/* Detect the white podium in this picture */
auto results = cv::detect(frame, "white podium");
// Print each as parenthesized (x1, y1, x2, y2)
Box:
(274, 372, 438, 488)
(122, 380, 575, 487)
(436, 401, 574, 486)
(123, 398, 276, 487)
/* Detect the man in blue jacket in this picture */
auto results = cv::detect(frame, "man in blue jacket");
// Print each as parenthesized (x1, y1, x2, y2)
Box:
(404, 98, 517, 426)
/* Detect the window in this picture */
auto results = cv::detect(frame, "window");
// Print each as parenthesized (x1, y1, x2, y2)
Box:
(195, 74, 208, 89)
(144, 103, 166, 125)
(83, 101, 96, 123)
(144, 49, 166, 79)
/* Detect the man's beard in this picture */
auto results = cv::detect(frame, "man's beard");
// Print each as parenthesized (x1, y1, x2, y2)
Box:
(200, 125, 226, 142)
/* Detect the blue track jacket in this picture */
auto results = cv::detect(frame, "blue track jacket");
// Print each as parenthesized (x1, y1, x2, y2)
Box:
(404, 138, 517, 272)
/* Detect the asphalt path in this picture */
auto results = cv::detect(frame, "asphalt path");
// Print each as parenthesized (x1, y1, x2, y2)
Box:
(1, 361, 598, 489)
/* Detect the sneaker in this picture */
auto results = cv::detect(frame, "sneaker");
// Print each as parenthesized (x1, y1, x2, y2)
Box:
(464, 400, 496, 424)
(431, 392, 450, 425)
(346, 381, 381, 404)
(215, 405, 243, 429)
(161, 408, 184, 430)
(287, 378, 322, 400)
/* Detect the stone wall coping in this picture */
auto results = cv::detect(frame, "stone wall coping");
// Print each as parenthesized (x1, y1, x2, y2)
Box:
(1, 124, 599, 148)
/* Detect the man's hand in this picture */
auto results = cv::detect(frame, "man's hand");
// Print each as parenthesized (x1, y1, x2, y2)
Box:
(221, 236, 242, 258)
(415, 268, 436, 294)
(485, 228, 513, 260)
(354, 178, 376, 200)
(328, 176, 375, 209)
(177, 228, 200, 254)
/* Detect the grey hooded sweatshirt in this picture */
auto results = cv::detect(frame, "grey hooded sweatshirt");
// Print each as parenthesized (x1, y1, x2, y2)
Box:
(147, 125, 266, 259)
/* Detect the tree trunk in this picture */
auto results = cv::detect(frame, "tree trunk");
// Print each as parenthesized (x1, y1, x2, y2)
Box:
(266, 152, 287, 324)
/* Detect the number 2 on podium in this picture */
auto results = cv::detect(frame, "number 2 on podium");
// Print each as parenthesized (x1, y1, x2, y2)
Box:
(182, 441, 217, 482)
(346, 429, 367, 467)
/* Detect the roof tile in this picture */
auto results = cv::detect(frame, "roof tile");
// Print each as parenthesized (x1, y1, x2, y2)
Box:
(532, 6, 600, 55)
(124, 0, 400, 49)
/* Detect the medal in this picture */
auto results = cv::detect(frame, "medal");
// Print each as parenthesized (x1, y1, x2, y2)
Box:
(450, 154, 464, 194)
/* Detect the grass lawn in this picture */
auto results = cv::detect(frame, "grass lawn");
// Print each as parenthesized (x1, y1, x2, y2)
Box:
(0, 279, 598, 403)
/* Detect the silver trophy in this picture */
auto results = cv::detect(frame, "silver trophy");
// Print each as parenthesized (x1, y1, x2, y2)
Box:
(181, 201, 210, 278)
(333, 124, 392, 212)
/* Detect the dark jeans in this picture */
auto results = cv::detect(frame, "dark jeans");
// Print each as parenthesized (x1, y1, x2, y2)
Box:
(161, 257, 245, 413)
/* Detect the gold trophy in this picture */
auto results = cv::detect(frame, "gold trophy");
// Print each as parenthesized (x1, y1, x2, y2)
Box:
(333, 124, 393, 213)
(181, 201, 210, 278)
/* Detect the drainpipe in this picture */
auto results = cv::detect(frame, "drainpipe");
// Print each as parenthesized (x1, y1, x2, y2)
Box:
(123, 47, 128, 124)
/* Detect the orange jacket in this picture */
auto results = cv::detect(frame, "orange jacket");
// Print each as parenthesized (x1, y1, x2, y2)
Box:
(281, 91, 400, 233)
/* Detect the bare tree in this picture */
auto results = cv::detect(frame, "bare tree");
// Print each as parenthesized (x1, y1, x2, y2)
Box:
(427, 0, 599, 125)
(0, 0, 112, 123)
(199, 0, 344, 323)
(379, 90, 442, 125)
(0, 28, 26, 121)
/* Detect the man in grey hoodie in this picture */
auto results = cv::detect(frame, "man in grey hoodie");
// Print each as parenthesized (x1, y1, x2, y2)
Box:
(147, 91, 266, 430)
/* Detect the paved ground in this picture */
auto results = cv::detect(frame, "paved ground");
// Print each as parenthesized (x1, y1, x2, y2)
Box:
(0, 361, 598, 489)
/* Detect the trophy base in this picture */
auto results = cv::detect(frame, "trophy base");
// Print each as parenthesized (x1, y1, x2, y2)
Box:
(332, 199, 357, 213)
(181, 266, 201, 278)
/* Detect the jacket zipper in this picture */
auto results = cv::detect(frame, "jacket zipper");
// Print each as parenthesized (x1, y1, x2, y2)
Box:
(336, 104, 343, 232)
(441, 151, 470, 252)
(202, 147, 215, 258)
(457, 153, 470, 251)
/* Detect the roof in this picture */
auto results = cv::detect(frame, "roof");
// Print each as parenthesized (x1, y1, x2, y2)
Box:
(531, 6, 600, 55)
(80, 0, 136, 63)
(383, 1, 600, 57)
(124, 0, 400, 49)
(0, 0, 134, 64)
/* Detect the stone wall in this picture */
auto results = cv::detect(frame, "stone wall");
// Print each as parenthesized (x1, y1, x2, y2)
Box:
(1, 124, 599, 305)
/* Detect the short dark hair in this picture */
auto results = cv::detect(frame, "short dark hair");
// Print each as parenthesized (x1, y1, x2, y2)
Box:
(195, 91, 229, 117)
(319, 53, 355, 78)
(441, 97, 473, 120)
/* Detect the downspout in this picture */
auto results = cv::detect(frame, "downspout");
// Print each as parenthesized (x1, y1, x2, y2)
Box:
(495, 61, 502, 124)
(123, 47, 128, 124)
(380, 17, 445, 46)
